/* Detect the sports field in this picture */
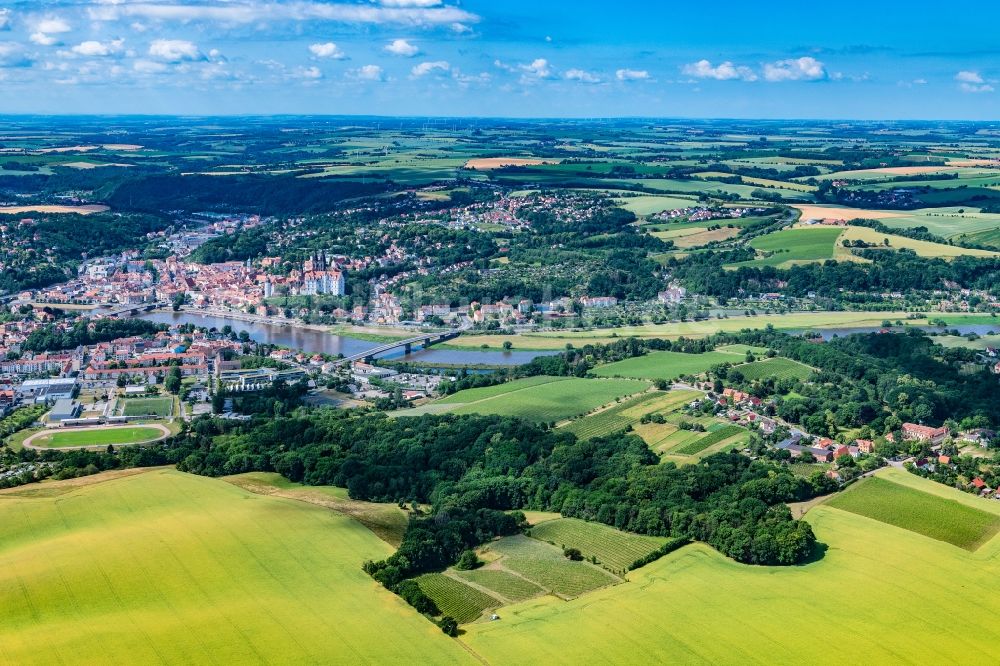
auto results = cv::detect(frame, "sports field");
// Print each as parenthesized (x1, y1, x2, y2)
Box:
(25, 425, 167, 449)
(446, 378, 649, 423)
(121, 397, 174, 417)
(592, 350, 744, 380)
(461, 470, 1000, 664)
(0, 469, 469, 665)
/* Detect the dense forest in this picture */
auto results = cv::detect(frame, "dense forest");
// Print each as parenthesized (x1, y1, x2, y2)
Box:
(108, 174, 391, 215)
(671, 248, 1000, 299)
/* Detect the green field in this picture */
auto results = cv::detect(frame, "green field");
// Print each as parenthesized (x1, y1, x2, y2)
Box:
(672, 425, 747, 455)
(560, 390, 698, 440)
(121, 397, 174, 417)
(484, 535, 618, 598)
(529, 518, 667, 572)
(415, 574, 501, 624)
(734, 227, 844, 267)
(445, 311, 1000, 350)
(0, 469, 469, 664)
(436, 375, 569, 404)
(462, 470, 1000, 663)
(826, 476, 1000, 550)
(224, 471, 409, 546)
(593, 350, 743, 380)
(454, 570, 545, 604)
(29, 426, 166, 448)
(735, 357, 815, 381)
(447, 378, 649, 423)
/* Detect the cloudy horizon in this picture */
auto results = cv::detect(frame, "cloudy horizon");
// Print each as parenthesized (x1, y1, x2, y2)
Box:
(0, 0, 996, 119)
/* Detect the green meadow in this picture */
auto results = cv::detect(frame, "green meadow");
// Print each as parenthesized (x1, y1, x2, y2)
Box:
(735, 357, 815, 381)
(733, 227, 844, 268)
(592, 350, 745, 380)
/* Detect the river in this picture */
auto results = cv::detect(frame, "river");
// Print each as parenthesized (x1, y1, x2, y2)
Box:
(137, 311, 555, 366)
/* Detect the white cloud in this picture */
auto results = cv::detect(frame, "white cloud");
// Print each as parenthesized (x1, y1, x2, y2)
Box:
(35, 17, 71, 35)
(762, 57, 827, 82)
(956, 71, 994, 93)
(564, 68, 600, 84)
(0, 42, 31, 67)
(89, 2, 479, 27)
(378, 0, 443, 6)
(450, 22, 472, 34)
(295, 65, 323, 79)
(616, 68, 649, 81)
(350, 64, 385, 81)
(133, 59, 168, 74)
(384, 38, 419, 57)
(30, 32, 57, 46)
(70, 39, 125, 57)
(411, 60, 450, 77)
(682, 59, 757, 82)
(309, 42, 346, 59)
(0, 9, 11, 31)
(148, 39, 203, 63)
(956, 70, 985, 84)
(519, 58, 552, 83)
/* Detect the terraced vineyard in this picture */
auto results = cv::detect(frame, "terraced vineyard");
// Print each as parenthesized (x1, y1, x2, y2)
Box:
(529, 518, 667, 572)
(484, 535, 618, 598)
(560, 390, 699, 441)
(455, 570, 545, 603)
(415, 573, 500, 623)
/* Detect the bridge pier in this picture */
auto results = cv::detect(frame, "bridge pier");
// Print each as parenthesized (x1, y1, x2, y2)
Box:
(404, 343, 412, 354)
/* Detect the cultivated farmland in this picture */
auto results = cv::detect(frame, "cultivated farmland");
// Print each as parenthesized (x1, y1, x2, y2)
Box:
(560, 390, 699, 441)
(592, 350, 744, 380)
(462, 500, 1000, 663)
(447, 378, 649, 423)
(529, 518, 667, 572)
(735, 357, 815, 381)
(454, 570, 545, 604)
(733, 227, 844, 268)
(672, 425, 746, 456)
(415, 574, 501, 623)
(483, 535, 619, 598)
(0, 469, 470, 665)
(826, 476, 1000, 550)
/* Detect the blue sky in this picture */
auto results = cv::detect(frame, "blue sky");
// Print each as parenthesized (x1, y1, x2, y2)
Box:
(0, 0, 997, 118)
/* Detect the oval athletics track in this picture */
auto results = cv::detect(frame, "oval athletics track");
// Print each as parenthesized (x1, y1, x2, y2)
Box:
(21, 423, 171, 451)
